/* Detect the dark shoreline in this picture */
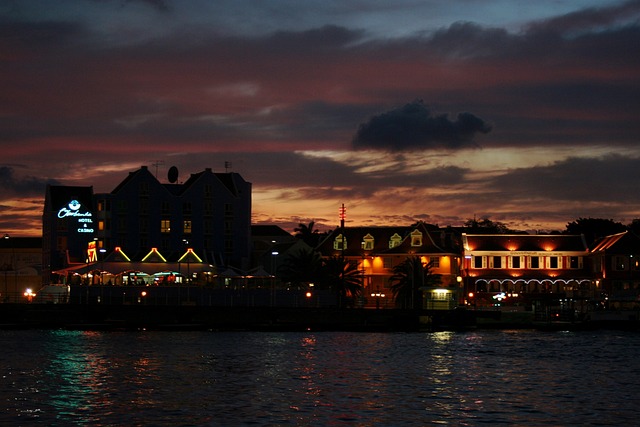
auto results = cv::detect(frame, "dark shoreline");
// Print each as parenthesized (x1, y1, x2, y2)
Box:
(1, 303, 638, 332)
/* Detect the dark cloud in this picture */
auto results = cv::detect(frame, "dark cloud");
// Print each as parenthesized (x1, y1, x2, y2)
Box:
(351, 100, 491, 151)
(526, 0, 640, 36)
(0, 166, 59, 198)
(489, 155, 640, 203)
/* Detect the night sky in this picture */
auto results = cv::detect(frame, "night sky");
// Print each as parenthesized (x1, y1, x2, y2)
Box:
(1, 0, 639, 236)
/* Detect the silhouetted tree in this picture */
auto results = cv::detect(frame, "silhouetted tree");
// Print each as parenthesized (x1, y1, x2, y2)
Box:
(389, 256, 442, 309)
(627, 219, 640, 236)
(464, 217, 515, 234)
(278, 247, 323, 289)
(319, 256, 363, 308)
(564, 217, 626, 246)
(294, 221, 322, 247)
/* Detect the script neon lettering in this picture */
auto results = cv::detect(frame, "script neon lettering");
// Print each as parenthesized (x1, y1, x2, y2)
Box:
(58, 208, 93, 219)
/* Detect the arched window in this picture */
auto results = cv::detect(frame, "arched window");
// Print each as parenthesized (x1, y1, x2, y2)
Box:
(333, 234, 347, 250)
(410, 230, 422, 247)
(362, 233, 374, 250)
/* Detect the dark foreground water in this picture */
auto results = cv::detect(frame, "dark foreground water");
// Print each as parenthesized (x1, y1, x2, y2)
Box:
(1, 328, 639, 426)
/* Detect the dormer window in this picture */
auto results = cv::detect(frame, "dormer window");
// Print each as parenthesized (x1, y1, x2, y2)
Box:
(362, 233, 374, 250)
(389, 233, 402, 248)
(410, 230, 423, 247)
(333, 234, 347, 250)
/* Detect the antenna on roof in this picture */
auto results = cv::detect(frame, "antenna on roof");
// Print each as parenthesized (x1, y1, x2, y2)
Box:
(225, 161, 232, 172)
(151, 160, 165, 179)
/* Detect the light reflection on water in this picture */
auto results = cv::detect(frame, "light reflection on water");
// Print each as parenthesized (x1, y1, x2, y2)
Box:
(1, 329, 639, 425)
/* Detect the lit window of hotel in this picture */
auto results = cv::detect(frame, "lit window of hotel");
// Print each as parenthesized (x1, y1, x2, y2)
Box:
(98, 220, 105, 231)
(362, 234, 374, 250)
(161, 219, 171, 233)
(548, 256, 560, 269)
(334, 234, 347, 250)
(410, 230, 422, 247)
(530, 256, 540, 269)
(389, 233, 402, 248)
(429, 256, 440, 268)
(183, 220, 192, 234)
(511, 256, 521, 269)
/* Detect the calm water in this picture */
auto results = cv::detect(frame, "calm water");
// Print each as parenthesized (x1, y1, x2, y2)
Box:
(1, 328, 639, 426)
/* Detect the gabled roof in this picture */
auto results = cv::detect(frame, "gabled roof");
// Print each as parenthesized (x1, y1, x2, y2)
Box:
(462, 233, 588, 253)
(590, 231, 640, 254)
(110, 166, 155, 194)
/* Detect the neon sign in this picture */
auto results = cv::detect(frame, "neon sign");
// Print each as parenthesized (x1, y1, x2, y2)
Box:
(58, 200, 94, 234)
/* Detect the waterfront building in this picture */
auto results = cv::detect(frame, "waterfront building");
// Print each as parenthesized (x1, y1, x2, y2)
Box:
(0, 236, 42, 302)
(315, 223, 461, 309)
(461, 233, 592, 312)
(589, 231, 640, 309)
(42, 166, 252, 285)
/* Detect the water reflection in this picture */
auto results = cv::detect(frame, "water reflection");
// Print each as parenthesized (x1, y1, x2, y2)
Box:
(1, 329, 640, 425)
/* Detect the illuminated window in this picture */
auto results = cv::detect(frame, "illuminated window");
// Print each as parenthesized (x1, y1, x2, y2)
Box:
(98, 220, 105, 231)
(334, 234, 347, 250)
(429, 256, 440, 268)
(161, 219, 171, 233)
(362, 234, 374, 250)
(183, 220, 192, 234)
(410, 230, 422, 247)
(389, 233, 402, 248)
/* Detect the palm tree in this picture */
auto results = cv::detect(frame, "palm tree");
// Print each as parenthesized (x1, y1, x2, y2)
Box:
(294, 221, 321, 247)
(389, 256, 442, 309)
(320, 256, 363, 308)
(278, 247, 323, 289)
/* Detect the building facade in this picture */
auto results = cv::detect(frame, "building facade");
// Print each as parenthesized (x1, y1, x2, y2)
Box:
(316, 223, 461, 308)
(589, 231, 640, 309)
(461, 233, 592, 312)
(42, 166, 251, 284)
